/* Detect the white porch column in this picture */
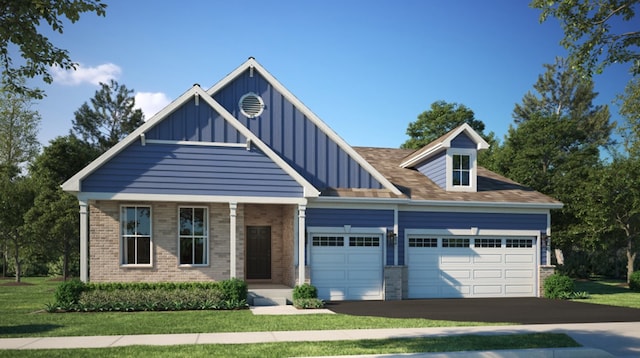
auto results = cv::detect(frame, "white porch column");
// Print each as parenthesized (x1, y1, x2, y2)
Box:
(297, 204, 306, 285)
(229, 202, 237, 279)
(79, 200, 89, 282)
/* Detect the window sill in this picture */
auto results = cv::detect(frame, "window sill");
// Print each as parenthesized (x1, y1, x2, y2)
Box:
(178, 264, 209, 268)
(120, 264, 153, 268)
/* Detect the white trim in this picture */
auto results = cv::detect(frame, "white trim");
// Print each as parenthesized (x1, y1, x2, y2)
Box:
(307, 226, 387, 235)
(404, 228, 541, 237)
(401, 123, 490, 168)
(119, 204, 154, 267)
(229, 202, 237, 278)
(446, 148, 478, 192)
(145, 139, 246, 148)
(177, 206, 210, 267)
(79, 201, 89, 282)
(207, 58, 402, 196)
(77, 192, 309, 205)
(298, 204, 306, 285)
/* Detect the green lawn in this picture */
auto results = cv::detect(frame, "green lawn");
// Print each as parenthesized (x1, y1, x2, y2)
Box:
(573, 279, 640, 308)
(0, 277, 496, 339)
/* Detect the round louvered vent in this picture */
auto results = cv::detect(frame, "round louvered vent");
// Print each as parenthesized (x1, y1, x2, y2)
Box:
(239, 92, 264, 118)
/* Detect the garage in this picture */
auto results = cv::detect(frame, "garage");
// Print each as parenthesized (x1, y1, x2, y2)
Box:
(310, 234, 384, 301)
(407, 235, 537, 298)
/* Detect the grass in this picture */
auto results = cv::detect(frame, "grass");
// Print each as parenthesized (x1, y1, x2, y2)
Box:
(0, 333, 579, 358)
(0, 277, 497, 338)
(573, 278, 640, 308)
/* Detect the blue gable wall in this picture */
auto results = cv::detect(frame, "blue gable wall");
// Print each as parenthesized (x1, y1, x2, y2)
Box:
(81, 141, 303, 197)
(416, 151, 446, 188)
(212, 69, 384, 190)
(145, 99, 247, 144)
(451, 132, 477, 149)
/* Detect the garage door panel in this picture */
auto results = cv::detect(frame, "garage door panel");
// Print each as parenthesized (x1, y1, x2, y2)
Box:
(408, 236, 537, 299)
(311, 234, 383, 301)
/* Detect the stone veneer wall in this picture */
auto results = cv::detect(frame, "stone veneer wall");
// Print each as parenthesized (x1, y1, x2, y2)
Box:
(89, 200, 241, 282)
(384, 266, 407, 300)
(539, 265, 556, 297)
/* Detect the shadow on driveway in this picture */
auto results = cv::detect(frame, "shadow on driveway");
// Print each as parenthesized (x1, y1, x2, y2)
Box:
(326, 298, 640, 324)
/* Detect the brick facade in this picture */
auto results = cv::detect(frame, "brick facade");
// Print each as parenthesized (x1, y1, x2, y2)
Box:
(89, 200, 294, 284)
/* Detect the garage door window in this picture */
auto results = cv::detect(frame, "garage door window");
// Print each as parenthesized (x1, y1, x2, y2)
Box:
(442, 238, 470, 247)
(349, 236, 380, 247)
(312, 236, 344, 246)
(475, 238, 502, 248)
(409, 237, 438, 247)
(506, 238, 533, 248)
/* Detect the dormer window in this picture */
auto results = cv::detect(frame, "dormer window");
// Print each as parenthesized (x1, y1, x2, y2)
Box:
(452, 154, 470, 186)
(446, 148, 477, 192)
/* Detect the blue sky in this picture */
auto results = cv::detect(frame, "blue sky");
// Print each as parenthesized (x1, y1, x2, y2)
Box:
(28, 0, 633, 149)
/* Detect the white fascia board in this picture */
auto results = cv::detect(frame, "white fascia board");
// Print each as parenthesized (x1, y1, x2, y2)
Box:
(405, 228, 541, 237)
(207, 58, 403, 196)
(443, 123, 490, 150)
(61, 86, 202, 193)
(193, 86, 320, 198)
(77, 192, 308, 205)
(400, 143, 444, 168)
(311, 195, 563, 211)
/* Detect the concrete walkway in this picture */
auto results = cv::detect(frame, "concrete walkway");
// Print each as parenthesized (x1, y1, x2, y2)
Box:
(0, 306, 638, 357)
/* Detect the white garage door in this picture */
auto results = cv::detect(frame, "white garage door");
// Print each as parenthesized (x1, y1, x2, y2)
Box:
(310, 234, 383, 301)
(408, 236, 537, 298)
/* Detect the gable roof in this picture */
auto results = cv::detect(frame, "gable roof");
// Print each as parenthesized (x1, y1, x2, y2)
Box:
(207, 57, 403, 196)
(62, 84, 321, 198)
(400, 123, 490, 168)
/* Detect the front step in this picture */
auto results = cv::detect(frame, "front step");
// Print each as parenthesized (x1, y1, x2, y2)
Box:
(248, 286, 293, 306)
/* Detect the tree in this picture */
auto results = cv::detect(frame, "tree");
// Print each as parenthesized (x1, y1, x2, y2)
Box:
(0, 81, 40, 278)
(513, 58, 613, 148)
(0, 176, 35, 282)
(401, 101, 487, 149)
(71, 80, 145, 152)
(24, 136, 100, 280)
(531, 0, 640, 77)
(618, 77, 640, 156)
(0, 0, 107, 98)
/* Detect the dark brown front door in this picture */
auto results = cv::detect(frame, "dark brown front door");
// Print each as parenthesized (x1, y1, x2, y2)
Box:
(246, 226, 271, 279)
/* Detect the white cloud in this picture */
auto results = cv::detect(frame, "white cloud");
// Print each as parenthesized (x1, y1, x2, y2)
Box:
(135, 92, 171, 120)
(52, 63, 122, 86)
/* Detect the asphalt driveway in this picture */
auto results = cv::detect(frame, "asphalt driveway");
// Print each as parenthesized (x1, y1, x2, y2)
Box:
(326, 298, 640, 324)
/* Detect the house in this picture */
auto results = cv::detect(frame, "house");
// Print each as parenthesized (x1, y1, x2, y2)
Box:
(62, 57, 562, 301)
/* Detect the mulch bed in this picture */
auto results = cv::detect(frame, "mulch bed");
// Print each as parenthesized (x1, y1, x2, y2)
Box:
(326, 297, 640, 324)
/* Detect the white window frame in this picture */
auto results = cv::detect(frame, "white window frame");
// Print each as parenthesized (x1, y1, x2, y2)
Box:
(446, 148, 477, 192)
(178, 206, 209, 267)
(120, 205, 153, 267)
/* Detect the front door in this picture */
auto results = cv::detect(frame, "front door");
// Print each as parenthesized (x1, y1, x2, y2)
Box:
(246, 226, 271, 279)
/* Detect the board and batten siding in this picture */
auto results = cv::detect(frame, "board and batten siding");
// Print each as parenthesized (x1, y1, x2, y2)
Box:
(306, 208, 395, 265)
(81, 141, 303, 197)
(397, 211, 547, 265)
(213, 69, 384, 190)
(415, 151, 446, 188)
(145, 99, 247, 144)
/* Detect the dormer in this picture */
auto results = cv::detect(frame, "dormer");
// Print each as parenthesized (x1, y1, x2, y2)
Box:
(400, 123, 490, 192)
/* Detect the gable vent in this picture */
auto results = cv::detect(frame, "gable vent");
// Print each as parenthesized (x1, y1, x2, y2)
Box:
(239, 92, 264, 118)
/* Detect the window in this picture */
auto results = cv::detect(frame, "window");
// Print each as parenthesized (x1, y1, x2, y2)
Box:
(179, 207, 208, 265)
(349, 236, 380, 247)
(312, 236, 344, 246)
(121, 206, 152, 265)
(442, 238, 470, 248)
(506, 238, 533, 248)
(452, 154, 470, 186)
(409, 237, 438, 248)
(475, 238, 502, 248)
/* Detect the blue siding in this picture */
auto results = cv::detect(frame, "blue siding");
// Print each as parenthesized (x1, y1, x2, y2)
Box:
(416, 151, 446, 188)
(307, 208, 395, 265)
(451, 132, 476, 149)
(145, 100, 246, 144)
(398, 211, 547, 265)
(82, 141, 303, 197)
(213, 70, 384, 190)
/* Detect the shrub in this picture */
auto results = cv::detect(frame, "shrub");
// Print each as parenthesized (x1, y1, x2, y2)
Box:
(543, 273, 575, 299)
(293, 298, 325, 309)
(220, 278, 248, 302)
(293, 283, 318, 299)
(571, 291, 590, 299)
(629, 271, 640, 291)
(54, 279, 86, 305)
